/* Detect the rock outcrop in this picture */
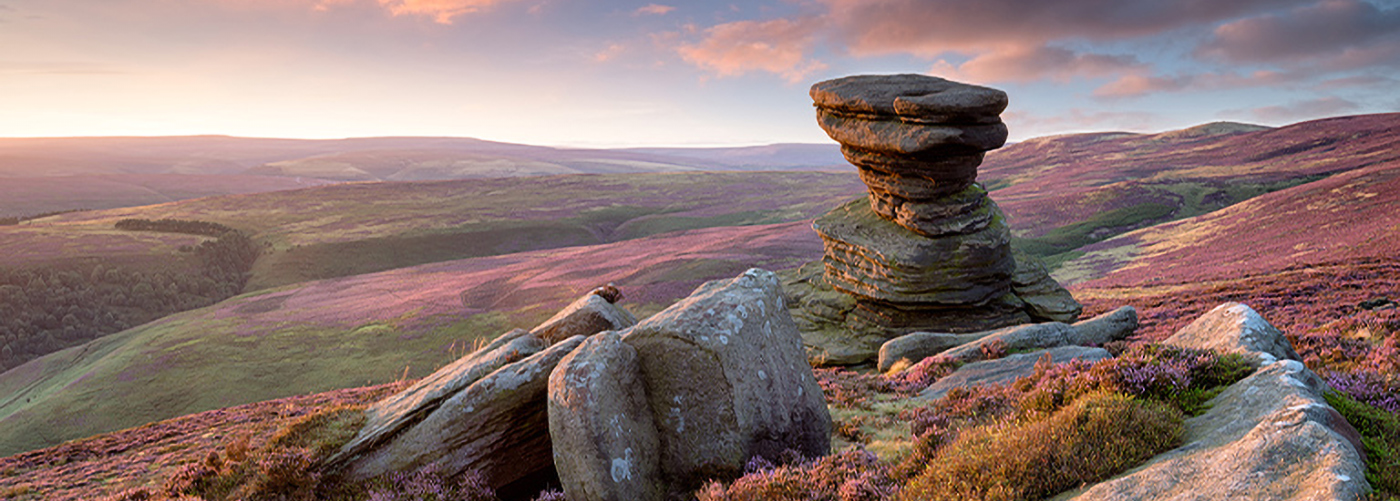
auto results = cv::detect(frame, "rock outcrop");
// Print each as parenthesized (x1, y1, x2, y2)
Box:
(1063, 303, 1369, 501)
(548, 268, 832, 499)
(793, 74, 1081, 363)
(877, 306, 1137, 372)
(1164, 302, 1301, 367)
(326, 287, 637, 489)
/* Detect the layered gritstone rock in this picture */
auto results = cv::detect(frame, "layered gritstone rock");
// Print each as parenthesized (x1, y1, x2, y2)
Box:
(802, 74, 1082, 359)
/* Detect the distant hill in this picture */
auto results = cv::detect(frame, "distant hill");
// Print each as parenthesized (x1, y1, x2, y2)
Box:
(0, 135, 843, 181)
(0, 174, 328, 218)
(982, 113, 1400, 267)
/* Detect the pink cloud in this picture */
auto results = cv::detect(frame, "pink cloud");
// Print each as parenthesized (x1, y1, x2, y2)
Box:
(1003, 108, 1161, 138)
(1198, 0, 1400, 64)
(676, 17, 827, 83)
(818, 0, 1314, 57)
(1094, 74, 1192, 97)
(375, 0, 521, 24)
(1234, 96, 1361, 123)
(634, 4, 675, 16)
(952, 46, 1143, 83)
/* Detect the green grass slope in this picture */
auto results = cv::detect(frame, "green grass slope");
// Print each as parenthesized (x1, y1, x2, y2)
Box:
(0, 221, 822, 456)
(22, 172, 863, 290)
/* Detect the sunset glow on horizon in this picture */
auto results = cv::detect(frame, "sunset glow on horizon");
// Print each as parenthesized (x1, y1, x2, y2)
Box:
(3, 0, 1399, 147)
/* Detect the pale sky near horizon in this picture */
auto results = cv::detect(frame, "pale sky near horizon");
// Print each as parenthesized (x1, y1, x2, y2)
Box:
(3, 0, 1399, 147)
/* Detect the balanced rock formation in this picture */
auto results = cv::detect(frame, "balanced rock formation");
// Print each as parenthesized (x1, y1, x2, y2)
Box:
(326, 286, 637, 491)
(797, 74, 1080, 362)
(548, 268, 831, 500)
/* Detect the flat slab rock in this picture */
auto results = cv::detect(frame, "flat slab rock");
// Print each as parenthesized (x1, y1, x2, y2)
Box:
(810, 74, 1008, 124)
(919, 346, 1111, 400)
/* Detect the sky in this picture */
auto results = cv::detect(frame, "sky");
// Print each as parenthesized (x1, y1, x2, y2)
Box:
(3, 0, 1399, 147)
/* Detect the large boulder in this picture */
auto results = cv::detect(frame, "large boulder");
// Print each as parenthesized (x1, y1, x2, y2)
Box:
(548, 331, 662, 501)
(1164, 302, 1301, 366)
(343, 335, 587, 486)
(811, 74, 1009, 156)
(621, 268, 831, 491)
(1061, 303, 1368, 500)
(326, 287, 637, 486)
(1063, 359, 1369, 501)
(327, 328, 545, 469)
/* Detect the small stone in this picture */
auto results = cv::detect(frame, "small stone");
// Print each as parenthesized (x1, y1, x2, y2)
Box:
(531, 290, 638, 344)
(877, 331, 983, 372)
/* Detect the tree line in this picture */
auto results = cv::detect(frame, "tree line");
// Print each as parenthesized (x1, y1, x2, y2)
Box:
(0, 219, 261, 371)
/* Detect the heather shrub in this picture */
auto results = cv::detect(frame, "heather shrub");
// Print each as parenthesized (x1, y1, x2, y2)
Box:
(364, 464, 496, 501)
(163, 463, 221, 496)
(1327, 370, 1400, 414)
(696, 449, 896, 501)
(899, 392, 1182, 501)
(1324, 390, 1400, 498)
(1014, 344, 1253, 417)
(884, 356, 960, 393)
(529, 489, 567, 501)
(247, 446, 320, 498)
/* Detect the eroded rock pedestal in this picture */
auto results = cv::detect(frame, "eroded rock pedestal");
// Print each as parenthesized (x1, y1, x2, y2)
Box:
(795, 74, 1081, 364)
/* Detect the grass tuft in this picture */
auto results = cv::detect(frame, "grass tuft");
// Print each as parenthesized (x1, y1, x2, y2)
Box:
(899, 392, 1182, 501)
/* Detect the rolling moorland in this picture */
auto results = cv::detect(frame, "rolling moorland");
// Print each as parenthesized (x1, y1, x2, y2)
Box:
(0, 113, 1397, 499)
(0, 137, 845, 217)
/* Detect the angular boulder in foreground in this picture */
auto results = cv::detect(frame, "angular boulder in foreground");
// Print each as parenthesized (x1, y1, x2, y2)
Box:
(343, 336, 586, 486)
(548, 331, 663, 501)
(621, 268, 831, 492)
(326, 287, 637, 488)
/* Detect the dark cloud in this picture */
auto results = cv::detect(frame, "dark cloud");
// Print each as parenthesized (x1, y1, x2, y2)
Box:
(818, 0, 1315, 56)
(1198, 0, 1400, 64)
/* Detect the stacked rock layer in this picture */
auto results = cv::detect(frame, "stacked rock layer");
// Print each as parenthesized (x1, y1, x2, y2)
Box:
(810, 74, 1080, 337)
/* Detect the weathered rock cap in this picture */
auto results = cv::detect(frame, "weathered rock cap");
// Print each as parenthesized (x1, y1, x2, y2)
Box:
(811, 74, 1008, 123)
